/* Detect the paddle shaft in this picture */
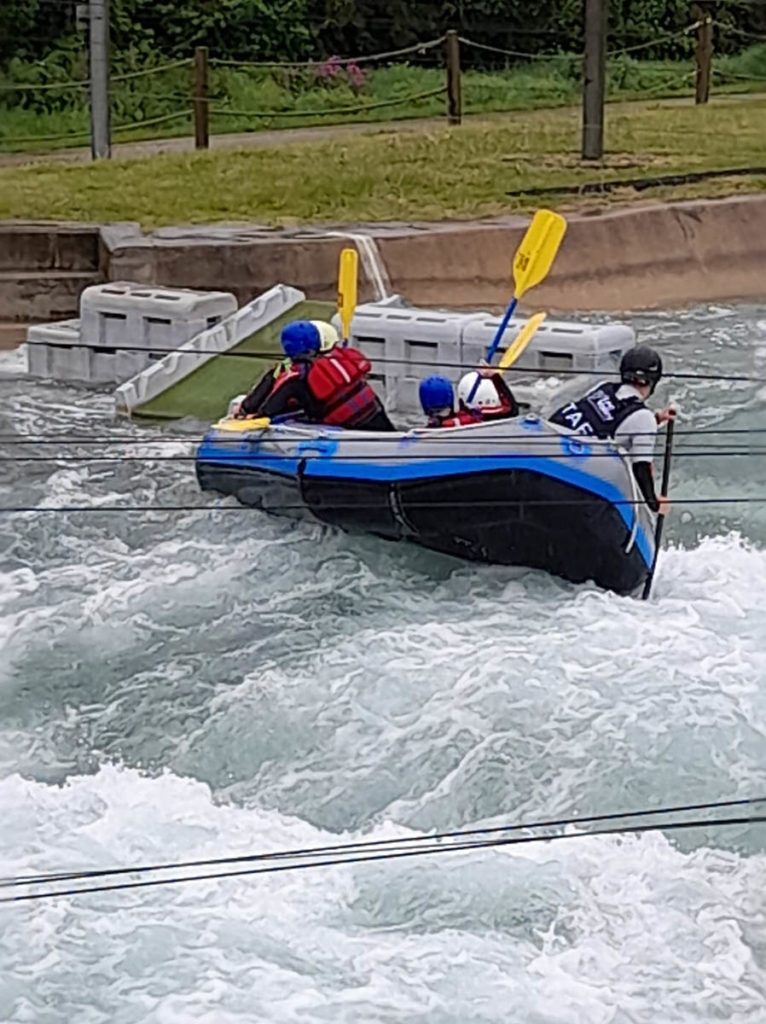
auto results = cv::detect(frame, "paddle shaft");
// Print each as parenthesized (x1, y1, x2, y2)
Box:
(466, 296, 518, 404)
(641, 415, 676, 601)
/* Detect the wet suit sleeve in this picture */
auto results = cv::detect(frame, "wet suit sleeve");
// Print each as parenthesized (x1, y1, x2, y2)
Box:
(632, 461, 660, 513)
(491, 373, 519, 416)
(239, 368, 276, 416)
(257, 375, 314, 421)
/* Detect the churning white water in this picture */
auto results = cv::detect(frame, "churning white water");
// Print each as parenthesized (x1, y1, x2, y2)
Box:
(0, 304, 765, 1022)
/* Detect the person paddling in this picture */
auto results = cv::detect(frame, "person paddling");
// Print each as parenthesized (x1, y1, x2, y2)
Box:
(457, 369, 519, 422)
(419, 375, 481, 428)
(236, 320, 394, 431)
(550, 344, 674, 514)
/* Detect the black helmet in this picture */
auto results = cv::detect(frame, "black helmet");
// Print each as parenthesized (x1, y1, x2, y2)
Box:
(620, 345, 663, 393)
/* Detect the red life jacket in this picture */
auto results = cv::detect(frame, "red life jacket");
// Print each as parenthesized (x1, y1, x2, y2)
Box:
(449, 408, 483, 427)
(478, 394, 514, 421)
(307, 347, 380, 427)
(432, 408, 482, 428)
(267, 362, 305, 412)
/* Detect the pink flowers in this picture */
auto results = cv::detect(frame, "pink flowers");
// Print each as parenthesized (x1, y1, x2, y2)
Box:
(314, 56, 366, 92)
(317, 55, 343, 80)
(346, 62, 365, 90)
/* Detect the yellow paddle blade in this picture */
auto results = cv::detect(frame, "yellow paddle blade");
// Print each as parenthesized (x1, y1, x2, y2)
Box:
(498, 312, 547, 372)
(337, 247, 359, 342)
(212, 416, 271, 432)
(512, 210, 567, 300)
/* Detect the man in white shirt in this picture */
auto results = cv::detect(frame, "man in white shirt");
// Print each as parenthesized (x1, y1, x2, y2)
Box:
(550, 345, 673, 514)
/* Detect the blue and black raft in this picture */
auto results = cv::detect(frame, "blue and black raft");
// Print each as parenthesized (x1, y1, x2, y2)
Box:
(195, 414, 656, 595)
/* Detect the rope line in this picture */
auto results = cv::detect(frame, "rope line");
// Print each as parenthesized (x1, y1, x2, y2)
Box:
(209, 87, 445, 120)
(713, 22, 766, 43)
(606, 23, 702, 57)
(0, 126, 92, 144)
(110, 59, 193, 83)
(457, 37, 579, 61)
(712, 69, 766, 82)
(0, 77, 90, 93)
(4, 795, 761, 891)
(3, 812, 763, 904)
(0, 58, 193, 93)
(208, 38, 446, 71)
(111, 110, 189, 132)
(456, 25, 699, 63)
(1, 109, 189, 146)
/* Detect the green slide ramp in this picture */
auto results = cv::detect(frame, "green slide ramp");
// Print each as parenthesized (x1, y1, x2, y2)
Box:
(135, 300, 335, 421)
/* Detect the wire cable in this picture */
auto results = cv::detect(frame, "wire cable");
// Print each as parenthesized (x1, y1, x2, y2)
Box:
(3, 812, 763, 905)
(20, 340, 766, 385)
(2, 448, 766, 463)
(4, 795, 762, 891)
(2, 497, 766, 514)
(3, 427, 766, 445)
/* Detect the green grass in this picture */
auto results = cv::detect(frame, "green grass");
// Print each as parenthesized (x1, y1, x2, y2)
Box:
(136, 300, 335, 420)
(4, 45, 766, 154)
(3, 96, 766, 227)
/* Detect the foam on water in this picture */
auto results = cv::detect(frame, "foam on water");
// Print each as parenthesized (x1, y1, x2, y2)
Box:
(0, 304, 765, 1020)
(0, 766, 764, 1024)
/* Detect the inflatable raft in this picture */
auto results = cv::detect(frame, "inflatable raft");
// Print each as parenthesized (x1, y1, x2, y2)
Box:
(195, 415, 656, 594)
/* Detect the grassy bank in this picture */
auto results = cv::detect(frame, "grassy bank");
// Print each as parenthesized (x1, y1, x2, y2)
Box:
(2, 96, 766, 226)
(3, 45, 766, 154)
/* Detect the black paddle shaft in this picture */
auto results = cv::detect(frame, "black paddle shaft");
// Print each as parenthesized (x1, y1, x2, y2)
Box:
(641, 414, 676, 601)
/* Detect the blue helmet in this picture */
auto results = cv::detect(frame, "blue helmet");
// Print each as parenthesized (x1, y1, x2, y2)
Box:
(419, 375, 454, 414)
(281, 320, 322, 360)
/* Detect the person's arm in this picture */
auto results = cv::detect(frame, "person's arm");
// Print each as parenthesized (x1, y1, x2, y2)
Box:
(258, 374, 311, 420)
(490, 372, 519, 416)
(238, 368, 276, 416)
(632, 461, 660, 513)
(614, 408, 661, 512)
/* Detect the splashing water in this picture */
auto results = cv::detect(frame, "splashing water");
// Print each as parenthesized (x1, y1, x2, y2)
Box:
(0, 305, 765, 1022)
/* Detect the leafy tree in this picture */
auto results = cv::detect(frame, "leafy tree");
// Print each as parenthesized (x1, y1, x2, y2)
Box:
(0, 0, 759, 72)
(110, 0, 314, 60)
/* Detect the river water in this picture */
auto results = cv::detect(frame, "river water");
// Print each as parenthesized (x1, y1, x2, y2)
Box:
(0, 304, 765, 1023)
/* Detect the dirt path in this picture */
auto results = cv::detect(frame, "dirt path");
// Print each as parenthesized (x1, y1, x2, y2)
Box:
(2, 92, 764, 169)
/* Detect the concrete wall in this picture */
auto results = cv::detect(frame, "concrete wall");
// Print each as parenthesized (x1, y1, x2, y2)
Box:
(3, 195, 766, 324)
(0, 222, 102, 325)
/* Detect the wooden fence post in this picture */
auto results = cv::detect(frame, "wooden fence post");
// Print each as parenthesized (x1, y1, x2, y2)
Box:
(445, 30, 462, 125)
(694, 8, 713, 105)
(194, 46, 209, 149)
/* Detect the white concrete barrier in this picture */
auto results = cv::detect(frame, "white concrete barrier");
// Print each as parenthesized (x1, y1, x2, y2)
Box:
(115, 284, 305, 415)
(80, 282, 237, 351)
(335, 299, 636, 415)
(27, 282, 238, 386)
(460, 313, 635, 378)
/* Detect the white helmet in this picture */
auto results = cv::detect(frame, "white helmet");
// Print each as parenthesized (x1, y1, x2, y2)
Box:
(312, 320, 340, 352)
(457, 372, 504, 412)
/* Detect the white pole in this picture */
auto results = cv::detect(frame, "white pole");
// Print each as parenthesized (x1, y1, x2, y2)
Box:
(89, 0, 111, 159)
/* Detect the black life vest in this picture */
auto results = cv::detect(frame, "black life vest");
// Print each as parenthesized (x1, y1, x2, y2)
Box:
(550, 382, 644, 439)
(307, 347, 380, 427)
